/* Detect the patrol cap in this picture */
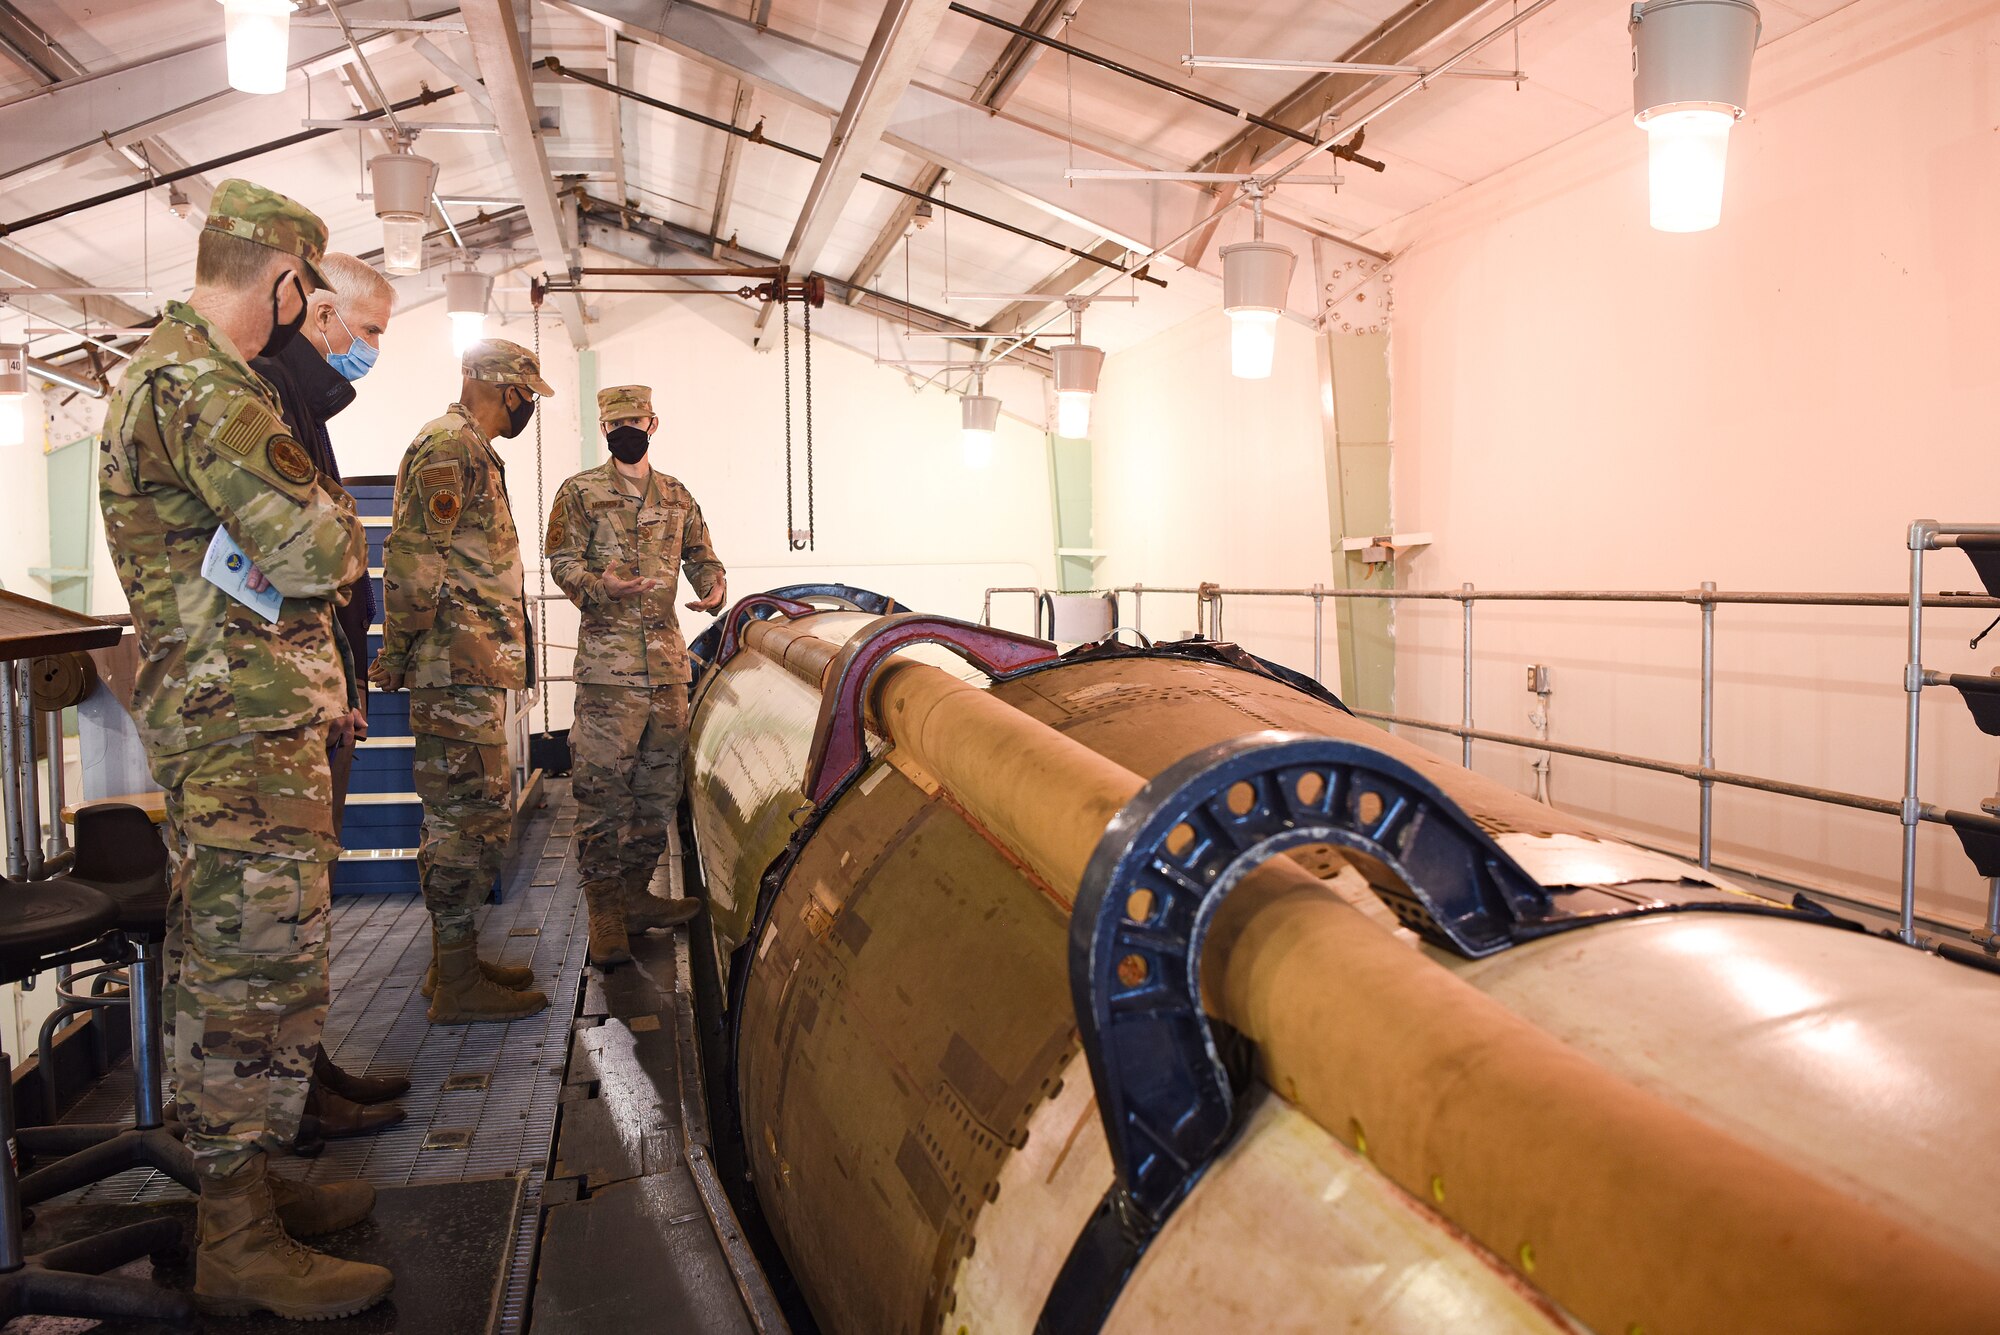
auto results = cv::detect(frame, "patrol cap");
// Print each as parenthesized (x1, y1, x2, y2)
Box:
(596, 384, 654, 423)
(463, 339, 554, 396)
(202, 178, 332, 291)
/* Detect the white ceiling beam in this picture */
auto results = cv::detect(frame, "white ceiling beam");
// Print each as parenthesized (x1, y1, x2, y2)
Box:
(842, 0, 1078, 301)
(0, 0, 214, 229)
(0, 3, 461, 186)
(0, 242, 150, 328)
(460, 0, 589, 347)
(554, 0, 1328, 320)
(606, 30, 631, 207)
(748, 0, 952, 343)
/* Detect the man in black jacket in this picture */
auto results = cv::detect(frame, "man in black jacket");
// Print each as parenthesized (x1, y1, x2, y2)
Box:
(251, 251, 409, 1142)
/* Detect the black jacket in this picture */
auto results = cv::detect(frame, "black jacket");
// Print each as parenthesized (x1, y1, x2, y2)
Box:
(253, 336, 374, 702)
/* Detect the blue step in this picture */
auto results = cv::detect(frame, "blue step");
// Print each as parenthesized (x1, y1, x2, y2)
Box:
(350, 743, 415, 793)
(333, 854, 420, 894)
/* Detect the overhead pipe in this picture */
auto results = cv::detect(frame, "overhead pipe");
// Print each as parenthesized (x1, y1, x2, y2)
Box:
(544, 58, 1168, 287)
(947, 2, 1386, 172)
(0, 82, 467, 237)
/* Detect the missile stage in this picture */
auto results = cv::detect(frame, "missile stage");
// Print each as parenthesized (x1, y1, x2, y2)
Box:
(680, 585, 2000, 1335)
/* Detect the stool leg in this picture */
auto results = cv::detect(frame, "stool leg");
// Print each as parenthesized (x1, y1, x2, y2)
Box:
(131, 943, 164, 1131)
(0, 1045, 26, 1274)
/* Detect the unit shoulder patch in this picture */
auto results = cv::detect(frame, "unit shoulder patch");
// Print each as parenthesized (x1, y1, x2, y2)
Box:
(267, 436, 316, 485)
(545, 512, 566, 553)
(429, 490, 462, 525)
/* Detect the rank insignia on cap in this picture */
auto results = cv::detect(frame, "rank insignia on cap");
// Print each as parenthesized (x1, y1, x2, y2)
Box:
(430, 490, 462, 525)
(268, 437, 316, 484)
(544, 514, 565, 553)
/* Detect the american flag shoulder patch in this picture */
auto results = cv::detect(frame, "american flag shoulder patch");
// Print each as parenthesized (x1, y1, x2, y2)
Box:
(212, 400, 274, 456)
(419, 463, 458, 491)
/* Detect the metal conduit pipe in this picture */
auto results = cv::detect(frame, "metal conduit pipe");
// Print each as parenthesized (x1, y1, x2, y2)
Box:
(848, 651, 2000, 1335)
(544, 59, 1169, 286)
(0, 82, 468, 236)
(946, 2, 1387, 171)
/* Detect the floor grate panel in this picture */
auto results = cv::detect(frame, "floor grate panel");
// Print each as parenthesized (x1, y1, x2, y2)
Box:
(46, 785, 591, 1335)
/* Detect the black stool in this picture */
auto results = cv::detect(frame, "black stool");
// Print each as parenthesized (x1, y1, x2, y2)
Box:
(0, 874, 192, 1321)
(18, 803, 196, 1202)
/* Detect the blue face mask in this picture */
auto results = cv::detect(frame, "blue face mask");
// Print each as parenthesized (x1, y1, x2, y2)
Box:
(323, 307, 379, 381)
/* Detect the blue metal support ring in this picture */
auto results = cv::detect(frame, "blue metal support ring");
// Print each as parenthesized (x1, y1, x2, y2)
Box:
(1038, 730, 1546, 1332)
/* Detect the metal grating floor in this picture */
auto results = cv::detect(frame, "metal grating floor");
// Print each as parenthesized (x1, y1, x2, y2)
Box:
(45, 784, 598, 1335)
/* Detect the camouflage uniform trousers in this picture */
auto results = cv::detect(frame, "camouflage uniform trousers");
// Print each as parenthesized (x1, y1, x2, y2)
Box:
(152, 726, 335, 1178)
(571, 683, 689, 890)
(411, 685, 510, 947)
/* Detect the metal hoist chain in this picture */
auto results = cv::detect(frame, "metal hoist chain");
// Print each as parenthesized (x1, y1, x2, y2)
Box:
(533, 303, 550, 736)
(802, 296, 815, 551)
(783, 298, 798, 550)
(780, 289, 817, 553)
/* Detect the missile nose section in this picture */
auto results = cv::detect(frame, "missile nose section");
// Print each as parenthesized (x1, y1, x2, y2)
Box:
(683, 586, 2000, 1335)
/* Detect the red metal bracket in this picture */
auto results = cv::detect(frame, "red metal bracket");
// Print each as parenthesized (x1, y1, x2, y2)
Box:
(803, 613, 1059, 803)
(712, 594, 820, 669)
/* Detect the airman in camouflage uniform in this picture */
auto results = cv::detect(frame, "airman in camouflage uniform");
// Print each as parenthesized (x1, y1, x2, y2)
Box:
(546, 384, 725, 964)
(372, 341, 548, 1023)
(99, 177, 393, 1319)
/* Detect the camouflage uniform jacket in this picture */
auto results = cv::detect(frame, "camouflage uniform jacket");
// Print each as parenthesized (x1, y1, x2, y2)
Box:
(99, 300, 367, 756)
(545, 462, 724, 686)
(378, 404, 530, 690)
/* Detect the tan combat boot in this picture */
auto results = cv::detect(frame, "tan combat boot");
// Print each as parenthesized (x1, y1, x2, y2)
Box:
(420, 946, 537, 999)
(194, 1157, 395, 1319)
(583, 879, 632, 966)
(268, 1171, 376, 1238)
(622, 868, 703, 933)
(427, 936, 549, 1024)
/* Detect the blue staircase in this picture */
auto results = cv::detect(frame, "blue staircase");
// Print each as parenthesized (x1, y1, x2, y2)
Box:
(335, 479, 421, 896)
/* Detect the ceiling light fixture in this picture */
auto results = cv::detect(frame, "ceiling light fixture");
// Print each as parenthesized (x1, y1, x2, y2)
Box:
(1219, 188, 1296, 380)
(218, 0, 296, 96)
(370, 138, 439, 274)
(961, 372, 1001, 469)
(1052, 342, 1103, 439)
(0, 344, 25, 448)
(444, 263, 494, 356)
(1630, 0, 1761, 233)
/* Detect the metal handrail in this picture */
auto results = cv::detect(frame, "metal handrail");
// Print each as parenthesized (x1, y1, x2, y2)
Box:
(983, 536, 2000, 946)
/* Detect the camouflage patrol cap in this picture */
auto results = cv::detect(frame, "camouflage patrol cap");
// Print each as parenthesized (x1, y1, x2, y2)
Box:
(596, 384, 654, 423)
(463, 339, 554, 396)
(202, 178, 332, 291)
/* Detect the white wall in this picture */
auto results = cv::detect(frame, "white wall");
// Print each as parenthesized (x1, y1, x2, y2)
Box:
(1091, 309, 1335, 673)
(1372, 0, 2000, 926)
(1, 385, 51, 604)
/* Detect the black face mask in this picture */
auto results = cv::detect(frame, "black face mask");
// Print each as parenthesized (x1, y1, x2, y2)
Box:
(606, 424, 650, 465)
(260, 271, 308, 358)
(502, 390, 536, 439)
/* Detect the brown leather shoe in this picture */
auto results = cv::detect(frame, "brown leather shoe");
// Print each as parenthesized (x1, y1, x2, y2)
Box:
(312, 1047, 410, 1105)
(302, 1085, 406, 1140)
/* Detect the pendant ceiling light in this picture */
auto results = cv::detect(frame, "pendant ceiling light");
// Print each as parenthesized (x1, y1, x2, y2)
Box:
(1630, 0, 1761, 233)
(444, 266, 494, 357)
(370, 142, 439, 275)
(1052, 342, 1104, 439)
(0, 344, 25, 449)
(1219, 191, 1296, 380)
(218, 0, 295, 96)
(961, 376, 1001, 469)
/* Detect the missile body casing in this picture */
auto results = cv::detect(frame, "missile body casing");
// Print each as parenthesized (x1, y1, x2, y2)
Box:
(687, 609, 2000, 1334)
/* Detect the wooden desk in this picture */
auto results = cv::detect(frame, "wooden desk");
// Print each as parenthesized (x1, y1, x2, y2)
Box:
(60, 793, 166, 827)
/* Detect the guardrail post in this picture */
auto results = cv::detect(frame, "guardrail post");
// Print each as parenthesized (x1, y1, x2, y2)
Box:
(1132, 583, 1144, 638)
(1312, 583, 1325, 684)
(1461, 582, 1474, 768)
(1901, 521, 1935, 945)
(1700, 580, 1716, 870)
